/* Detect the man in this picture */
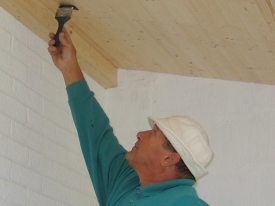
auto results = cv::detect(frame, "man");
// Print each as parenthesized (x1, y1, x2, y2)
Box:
(48, 29, 213, 205)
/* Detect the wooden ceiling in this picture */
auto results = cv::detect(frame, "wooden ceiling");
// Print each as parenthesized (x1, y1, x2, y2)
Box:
(1, 0, 275, 88)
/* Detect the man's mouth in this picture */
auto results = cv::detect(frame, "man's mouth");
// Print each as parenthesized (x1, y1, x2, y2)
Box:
(130, 145, 137, 151)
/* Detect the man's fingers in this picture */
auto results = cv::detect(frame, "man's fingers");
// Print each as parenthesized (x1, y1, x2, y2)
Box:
(48, 45, 57, 53)
(48, 28, 73, 47)
(48, 39, 55, 46)
(49, 32, 55, 39)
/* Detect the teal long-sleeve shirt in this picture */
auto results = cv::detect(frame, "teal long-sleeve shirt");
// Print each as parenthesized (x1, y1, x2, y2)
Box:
(66, 80, 209, 206)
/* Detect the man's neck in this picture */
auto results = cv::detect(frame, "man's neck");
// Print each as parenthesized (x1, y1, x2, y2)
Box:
(137, 166, 183, 186)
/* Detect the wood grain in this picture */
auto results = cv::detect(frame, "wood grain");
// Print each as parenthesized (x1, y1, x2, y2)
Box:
(1, 0, 275, 87)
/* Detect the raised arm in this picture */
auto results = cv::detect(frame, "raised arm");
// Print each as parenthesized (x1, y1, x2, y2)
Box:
(48, 28, 84, 86)
(47, 29, 138, 205)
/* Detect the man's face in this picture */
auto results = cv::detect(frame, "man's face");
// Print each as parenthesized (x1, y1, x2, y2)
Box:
(126, 125, 168, 171)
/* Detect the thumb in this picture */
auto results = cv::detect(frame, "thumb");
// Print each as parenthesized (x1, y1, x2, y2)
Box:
(63, 28, 73, 44)
(59, 32, 70, 46)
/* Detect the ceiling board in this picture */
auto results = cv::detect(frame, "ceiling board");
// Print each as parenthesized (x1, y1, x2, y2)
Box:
(1, 0, 275, 88)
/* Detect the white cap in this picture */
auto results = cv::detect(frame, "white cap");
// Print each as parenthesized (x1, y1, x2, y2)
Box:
(148, 115, 213, 180)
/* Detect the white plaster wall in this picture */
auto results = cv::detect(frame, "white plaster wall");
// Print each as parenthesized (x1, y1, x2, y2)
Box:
(0, 7, 102, 206)
(106, 69, 275, 206)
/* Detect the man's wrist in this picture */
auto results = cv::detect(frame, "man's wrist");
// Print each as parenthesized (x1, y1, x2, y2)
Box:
(62, 64, 85, 86)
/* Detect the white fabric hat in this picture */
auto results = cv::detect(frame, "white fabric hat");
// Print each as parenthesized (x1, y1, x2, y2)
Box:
(148, 115, 213, 180)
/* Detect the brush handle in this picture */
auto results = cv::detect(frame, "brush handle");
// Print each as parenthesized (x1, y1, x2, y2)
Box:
(54, 17, 71, 47)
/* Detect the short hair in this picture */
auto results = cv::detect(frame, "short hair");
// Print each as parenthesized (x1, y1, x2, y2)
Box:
(162, 139, 195, 181)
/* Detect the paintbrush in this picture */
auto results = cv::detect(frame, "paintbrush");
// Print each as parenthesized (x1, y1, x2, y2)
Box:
(54, 5, 78, 47)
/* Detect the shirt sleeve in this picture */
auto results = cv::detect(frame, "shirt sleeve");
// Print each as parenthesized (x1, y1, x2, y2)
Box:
(66, 80, 133, 205)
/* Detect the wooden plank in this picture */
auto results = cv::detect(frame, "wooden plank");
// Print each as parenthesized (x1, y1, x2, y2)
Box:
(158, 0, 231, 79)
(207, 0, 275, 84)
(254, 0, 275, 31)
(137, 0, 203, 77)
(120, 0, 219, 78)
(228, 0, 275, 83)
(202, 0, 261, 82)
(105, 0, 182, 73)
(181, 0, 257, 82)
(74, 0, 155, 72)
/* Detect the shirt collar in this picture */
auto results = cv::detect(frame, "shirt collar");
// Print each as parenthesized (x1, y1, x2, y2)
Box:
(137, 179, 195, 197)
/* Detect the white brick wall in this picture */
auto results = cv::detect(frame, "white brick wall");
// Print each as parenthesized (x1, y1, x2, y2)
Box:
(0, 7, 101, 206)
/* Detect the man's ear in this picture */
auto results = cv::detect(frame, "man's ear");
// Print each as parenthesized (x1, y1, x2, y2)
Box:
(161, 152, 181, 167)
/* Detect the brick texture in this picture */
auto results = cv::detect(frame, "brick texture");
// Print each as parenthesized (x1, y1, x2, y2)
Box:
(0, 7, 99, 206)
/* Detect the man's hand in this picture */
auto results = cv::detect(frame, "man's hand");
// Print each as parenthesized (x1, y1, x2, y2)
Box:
(48, 28, 84, 86)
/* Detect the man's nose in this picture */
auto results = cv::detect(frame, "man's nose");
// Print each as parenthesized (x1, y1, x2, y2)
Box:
(136, 130, 150, 141)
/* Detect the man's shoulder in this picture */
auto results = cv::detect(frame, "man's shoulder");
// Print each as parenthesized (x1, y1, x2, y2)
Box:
(163, 182, 209, 205)
(166, 188, 209, 205)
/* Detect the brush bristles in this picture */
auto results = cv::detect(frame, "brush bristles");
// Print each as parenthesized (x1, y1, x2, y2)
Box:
(55, 7, 73, 17)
